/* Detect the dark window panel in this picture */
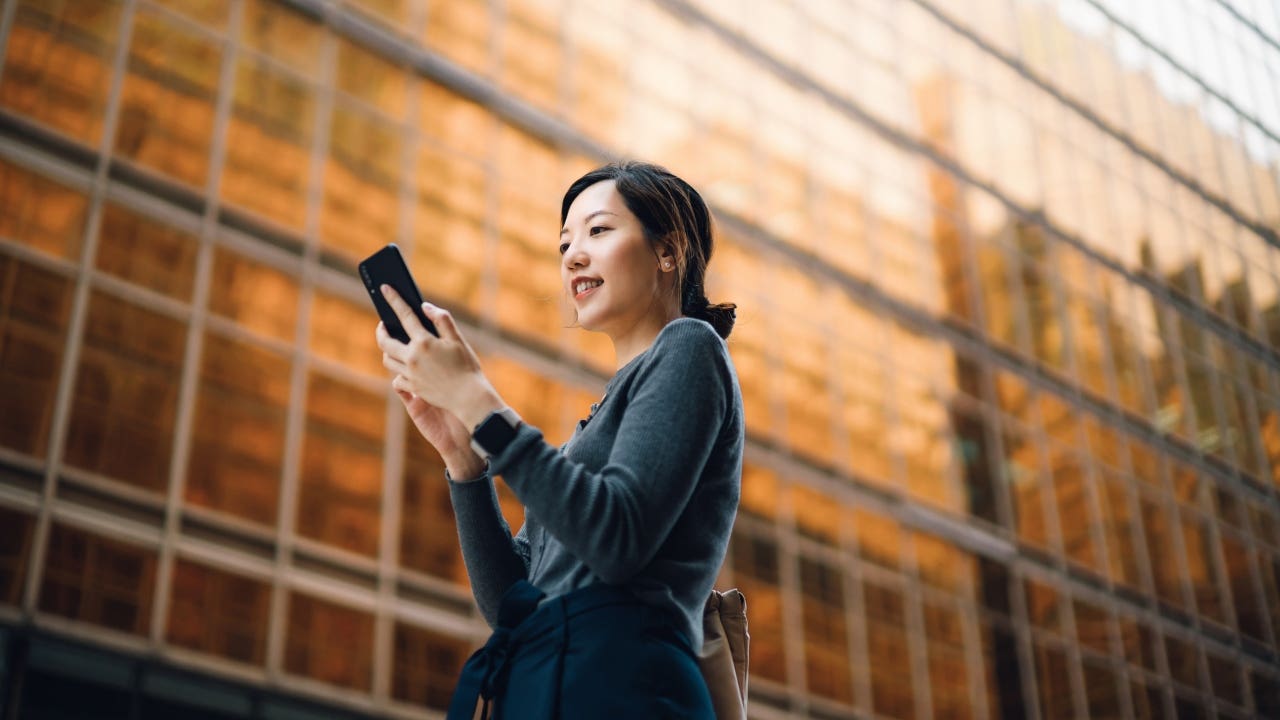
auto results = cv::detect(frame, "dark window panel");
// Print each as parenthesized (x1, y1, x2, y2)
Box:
(399, 424, 467, 584)
(864, 580, 913, 719)
(0, 506, 35, 606)
(94, 203, 198, 300)
(391, 622, 471, 710)
(38, 523, 156, 636)
(64, 290, 186, 492)
(284, 591, 374, 691)
(1032, 641, 1076, 720)
(165, 559, 271, 666)
(0, 255, 74, 457)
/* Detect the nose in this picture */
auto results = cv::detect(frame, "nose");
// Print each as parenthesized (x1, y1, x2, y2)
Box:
(563, 239, 588, 271)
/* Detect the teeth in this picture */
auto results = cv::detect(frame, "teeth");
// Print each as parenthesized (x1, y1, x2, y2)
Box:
(575, 279, 602, 295)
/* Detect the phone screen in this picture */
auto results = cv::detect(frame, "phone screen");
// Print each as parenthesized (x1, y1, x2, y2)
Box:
(358, 244, 439, 341)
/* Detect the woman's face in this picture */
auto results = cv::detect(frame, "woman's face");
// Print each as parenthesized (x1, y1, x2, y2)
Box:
(560, 179, 671, 335)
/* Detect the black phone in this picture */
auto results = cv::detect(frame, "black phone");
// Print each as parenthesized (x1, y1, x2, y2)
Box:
(358, 244, 439, 342)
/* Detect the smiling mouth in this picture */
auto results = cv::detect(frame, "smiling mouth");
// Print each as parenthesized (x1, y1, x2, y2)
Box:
(574, 279, 602, 298)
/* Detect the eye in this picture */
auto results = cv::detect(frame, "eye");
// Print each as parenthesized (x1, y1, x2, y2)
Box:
(558, 242, 570, 255)
(589, 225, 610, 236)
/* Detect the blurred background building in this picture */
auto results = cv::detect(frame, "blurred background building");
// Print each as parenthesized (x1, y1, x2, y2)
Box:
(0, 0, 1278, 718)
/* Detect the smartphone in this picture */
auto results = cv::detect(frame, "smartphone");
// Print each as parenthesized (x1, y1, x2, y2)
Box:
(358, 244, 439, 342)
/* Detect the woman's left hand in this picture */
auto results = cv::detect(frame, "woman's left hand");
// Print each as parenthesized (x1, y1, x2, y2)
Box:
(375, 284, 505, 430)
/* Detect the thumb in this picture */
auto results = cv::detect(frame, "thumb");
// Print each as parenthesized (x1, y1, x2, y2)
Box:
(421, 302, 463, 343)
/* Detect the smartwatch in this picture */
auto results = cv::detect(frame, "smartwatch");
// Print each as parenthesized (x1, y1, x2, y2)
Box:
(470, 407, 522, 461)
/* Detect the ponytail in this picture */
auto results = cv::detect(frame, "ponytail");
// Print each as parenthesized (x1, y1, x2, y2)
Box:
(682, 282, 736, 339)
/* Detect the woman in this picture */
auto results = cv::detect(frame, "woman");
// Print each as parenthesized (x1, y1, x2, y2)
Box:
(375, 161, 743, 718)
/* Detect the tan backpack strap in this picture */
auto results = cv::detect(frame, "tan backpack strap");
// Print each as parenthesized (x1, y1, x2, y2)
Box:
(699, 589, 750, 720)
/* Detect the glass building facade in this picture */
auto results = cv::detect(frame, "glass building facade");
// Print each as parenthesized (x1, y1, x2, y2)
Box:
(0, 0, 1278, 717)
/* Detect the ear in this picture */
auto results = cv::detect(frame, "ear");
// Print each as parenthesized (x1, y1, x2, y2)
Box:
(656, 241, 677, 273)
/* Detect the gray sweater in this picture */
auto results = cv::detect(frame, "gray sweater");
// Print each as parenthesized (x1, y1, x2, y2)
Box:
(447, 318, 743, 649)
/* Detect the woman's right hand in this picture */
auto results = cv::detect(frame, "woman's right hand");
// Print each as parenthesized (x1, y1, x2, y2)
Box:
(393, 379, 487, 481)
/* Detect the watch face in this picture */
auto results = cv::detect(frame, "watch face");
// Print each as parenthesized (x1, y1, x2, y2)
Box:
(474, 410, 519, 458)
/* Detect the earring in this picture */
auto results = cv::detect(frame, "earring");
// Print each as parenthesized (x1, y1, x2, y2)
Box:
(663, 261, 672, 270)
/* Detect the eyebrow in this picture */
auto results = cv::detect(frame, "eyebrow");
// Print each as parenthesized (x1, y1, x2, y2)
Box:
(560, 210, 617, 235)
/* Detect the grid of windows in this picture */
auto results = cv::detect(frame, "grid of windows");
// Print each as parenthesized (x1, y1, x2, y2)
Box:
(0, 0, 1277, 717)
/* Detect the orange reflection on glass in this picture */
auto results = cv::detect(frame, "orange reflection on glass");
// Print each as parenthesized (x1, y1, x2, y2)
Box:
(412, 144, 487, 314)
(208, 246, 299, 342)
(166, 558, 270, 665)
(924, 599, 972, 719)
(482, 354, 570, 445)
(64, 290, 186, 492)
(0, 0, 122, 146)
(729, 532, 786, 683)
(285, 591, 374, 690)
(915, 532, 972, 595)
(241, 0, 323, 75)
(865, 580, 914, 719)
(739, 462, 781, 520)
(499, 0, 562, 111)
(799, 555, 853, 704)
(0, 159, 89, 259)
(221, 55, 314, 231)
(186, 331, 288, 526)
(854, 507, 902, 570)
(790, 484, 841, 545)
(95, 203, 198, 300)
(38, 523, 157, 636)
(494, 191, 562, 344)
(113, 7, 221, 188)
(0, 256, 72, 457)
(424, 0, 491, 74)
(774, 265, 835, 464)
(392, 622, 471, 709)
(310, 289, 384, 377)
(320, 102, 402, 264)
(400, 423, 468, 585)
(297, 371, 384, 556)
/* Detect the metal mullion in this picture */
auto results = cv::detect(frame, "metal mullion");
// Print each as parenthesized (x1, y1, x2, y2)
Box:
(264, 22, 338, 682)
(898, 531, 934, 720)
(767, 477, 806, 711)
(1005, 559, 1044, 720)
(149, 0, 243, 649)
(21, 0, 138, 615)
(370, 55, 422, 709)
(839, 507, 873, 717)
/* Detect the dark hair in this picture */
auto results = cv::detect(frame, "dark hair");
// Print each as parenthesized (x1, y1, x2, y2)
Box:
(560, 161, 736, 339)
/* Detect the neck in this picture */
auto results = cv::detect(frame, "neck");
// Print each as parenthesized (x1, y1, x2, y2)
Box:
(610, 305, 683, 369)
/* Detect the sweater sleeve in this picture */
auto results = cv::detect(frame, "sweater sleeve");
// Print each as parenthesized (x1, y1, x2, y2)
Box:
(447, 471, 531, 627)
(488, 319, 731, 585)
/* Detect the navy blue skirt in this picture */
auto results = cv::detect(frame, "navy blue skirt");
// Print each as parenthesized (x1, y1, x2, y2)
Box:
(448, 580, 714, 719)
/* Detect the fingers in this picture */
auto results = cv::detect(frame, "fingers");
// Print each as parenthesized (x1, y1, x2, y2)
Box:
(421, 302, 462, 343)
(380, 285, 428, 341)
(375, 322, 406, 362)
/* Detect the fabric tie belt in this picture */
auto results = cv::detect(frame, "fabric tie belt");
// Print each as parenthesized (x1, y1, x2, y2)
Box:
(446, 581, 651, 720)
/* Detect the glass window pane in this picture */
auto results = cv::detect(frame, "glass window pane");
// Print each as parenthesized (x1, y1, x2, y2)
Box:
(864, 580, 914, 719)
(38, 523, 157, 635)
(0, 255, 74, 457)
(790, 485, 840, 545)
(240, 0, 323, 75)
(0, 159, 89, 260)
(729, 531, 785, 683)
(207, 246, 299, 342)
(297, 371, 383, 556)
(925, 600, 972, 720)
(0, 506, 35, 607)
(185, 331, 288, 526)
(319, 102, 402, 264)
(799, 555, 852, 704)
(738, 462, 781, 521)
(0, 0, 123, 145)
(309, 289, 383, 378)
(335, 38, 406, 119)
(399, 424, 467, 585)
(95, 203, 198, 300)
(64, 290, 187, 491)
(284, 592, 373, 691)
(166, 559, 270, 665)
(221, 55, 315, 231)
(498, 0, 561, 110)
(411, 145, 488, 315)
(424, 0, 491, 74)
(1032, 641, 1076, 720)
(391, 622, 470, 710)
(114, 7, 221, 187)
